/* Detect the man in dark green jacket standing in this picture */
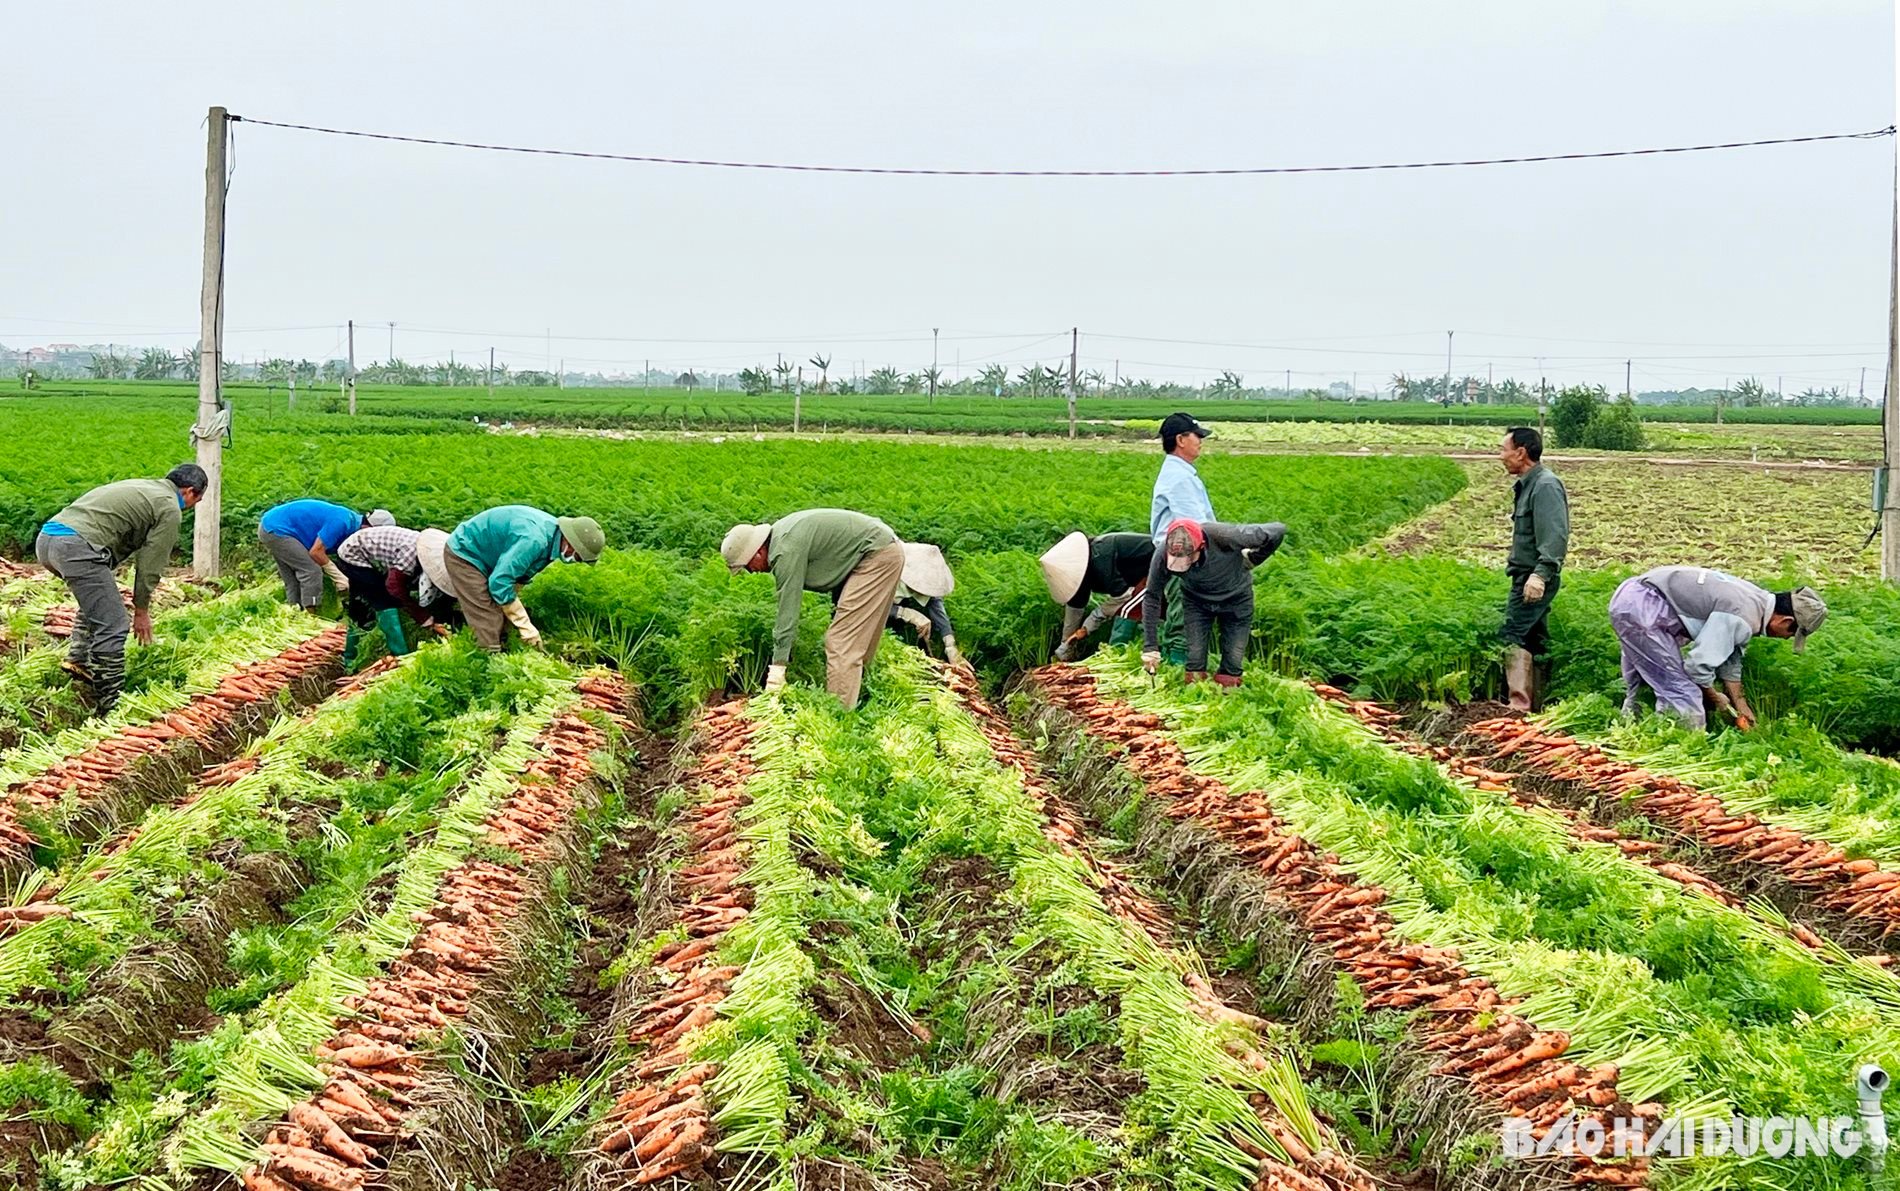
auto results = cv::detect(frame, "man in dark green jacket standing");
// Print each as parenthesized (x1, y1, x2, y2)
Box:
(1499, 426, 1570, 710)
(34, 463, 207, 712)
(721, 508, 905, 710)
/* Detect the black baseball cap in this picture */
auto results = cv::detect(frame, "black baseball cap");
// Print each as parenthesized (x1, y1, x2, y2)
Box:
(1160, 412, 1213, 444)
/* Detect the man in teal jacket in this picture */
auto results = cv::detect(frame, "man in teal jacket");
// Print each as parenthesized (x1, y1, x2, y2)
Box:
(445, 505, 604, 651)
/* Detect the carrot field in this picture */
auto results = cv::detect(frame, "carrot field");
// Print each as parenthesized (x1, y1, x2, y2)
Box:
(1, 393, 1897, 1191)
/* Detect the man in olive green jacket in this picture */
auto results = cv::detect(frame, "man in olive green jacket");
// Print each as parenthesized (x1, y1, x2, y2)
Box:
(721, 509, 905, 710)
(1499, 427, 1570, 710)
(34, 464, 207, 712)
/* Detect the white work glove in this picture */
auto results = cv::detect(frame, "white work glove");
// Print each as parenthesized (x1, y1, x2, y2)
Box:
(764, 663, 787, 693)
(1141, 650, 1161, 675)
(500, 599, 542, 648)
(321, 561, 351, 593)
(1522, 574, 1547, 603)
(943, 635, 965, 668)
(893, 607, 932, 640)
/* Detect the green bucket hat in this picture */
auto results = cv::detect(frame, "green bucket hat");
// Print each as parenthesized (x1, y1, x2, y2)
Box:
(556, 516, 605, 563)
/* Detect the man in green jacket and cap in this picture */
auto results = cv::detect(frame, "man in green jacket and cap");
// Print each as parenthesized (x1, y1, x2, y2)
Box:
(35, 463, 207, 712)
(721, 508, 905, 709)
(445, 505, 604, 651)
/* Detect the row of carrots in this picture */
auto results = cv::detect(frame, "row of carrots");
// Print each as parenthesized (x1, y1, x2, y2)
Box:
(241, 676, 627, 1191)
(1033, 666, 1653, 1188)
(0, 651, 404, 942)
(0, 625, 347, 871)
(949, 663, 1379, 1191)
(1462, 714, 1900, 954)
(594, 699, 760, 1185)
(1308, 687, 1758, 915)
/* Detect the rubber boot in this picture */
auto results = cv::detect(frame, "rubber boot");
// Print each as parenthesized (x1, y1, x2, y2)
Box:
(1184, 670, 1209, 684)
(1504, 647, 1535, 712)
(342, 623, 365, 674)
(375, 608, 411, 656)
(1213, 672, 1243, 691)
(90, 648, 125, 716)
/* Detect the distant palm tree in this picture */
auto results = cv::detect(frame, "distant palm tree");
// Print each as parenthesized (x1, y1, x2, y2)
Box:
(809, 354, 831, 394)
(979, 364, 1010, 397)
(134, 346, 177, 380)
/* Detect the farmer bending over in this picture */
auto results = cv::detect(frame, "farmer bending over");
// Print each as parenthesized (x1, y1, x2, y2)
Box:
(36, 463, 206, 713)
(722, 509, 905, 709)
(1040, 530, 1154, 662)
(885, 542, 965, 668)
(335, 522, 458, 669)
(258, 499, 394, 610)
(445, 506, 604, 651)
(1140, 518, 1285, 688)
(1609, 565, 1826, 731)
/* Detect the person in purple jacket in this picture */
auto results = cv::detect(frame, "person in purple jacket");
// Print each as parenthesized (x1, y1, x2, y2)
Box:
(257, 500, 393, 610)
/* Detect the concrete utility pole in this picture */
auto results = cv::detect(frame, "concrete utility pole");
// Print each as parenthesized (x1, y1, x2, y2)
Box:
(1066, 327, 1079, 439)
(346, 320, 357, 416)
(1625, 359, 1632, 402)
(1883, 142, 1900, 580)
(388, 322, 395, 361)
(487, 347, 495, 398)
(192, 106, 229, 578)
(1487, 362, 1493, 403)
(930, 327, 939, 408)
(1284, 367, 1291, 397)
(1443, 331, 1454, 406)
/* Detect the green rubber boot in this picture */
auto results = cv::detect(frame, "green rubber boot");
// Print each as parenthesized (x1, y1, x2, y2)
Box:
(342, 623, 365, 674)
(375, 608, 411, 656)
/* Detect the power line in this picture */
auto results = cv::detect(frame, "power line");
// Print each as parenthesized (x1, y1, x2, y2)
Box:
(230, 116, 1896, 178)
(1088, 330, 1885, 363)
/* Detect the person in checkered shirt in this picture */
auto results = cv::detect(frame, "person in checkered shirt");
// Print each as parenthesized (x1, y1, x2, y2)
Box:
(336, 522, 458, 670)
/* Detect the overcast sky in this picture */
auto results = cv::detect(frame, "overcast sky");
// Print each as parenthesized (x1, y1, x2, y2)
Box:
(7, 2, 1894, 392)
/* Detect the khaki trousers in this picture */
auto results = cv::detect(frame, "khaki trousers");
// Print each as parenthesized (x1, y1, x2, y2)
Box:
(824, 542, 905, 709)
(445, 549, 508, 651)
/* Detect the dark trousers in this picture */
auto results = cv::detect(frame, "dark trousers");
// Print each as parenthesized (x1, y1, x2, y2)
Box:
(36, 532, 129, 706)
(337, 558, 400, 627)
(1500, 572, 1561, 657)
(1184, 590, 1253, 677)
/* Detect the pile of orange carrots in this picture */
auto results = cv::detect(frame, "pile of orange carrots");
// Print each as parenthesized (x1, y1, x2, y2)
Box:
(595, 699, 756, 1185)
(242, 676, 625, 1191)
(1462, 714, 1900, 951)
(1033, 666, 1652, 1188)
(0, 625, 347, 860)
(952, 664, 1381, 1191)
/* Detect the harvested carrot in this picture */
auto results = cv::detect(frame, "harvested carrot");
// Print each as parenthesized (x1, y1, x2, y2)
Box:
(329, 1043, 410, 1069)
(264, 1151, 365, 1191)
(290, 1102, 375, 1165)
(1478, 1032, 1570, 1081)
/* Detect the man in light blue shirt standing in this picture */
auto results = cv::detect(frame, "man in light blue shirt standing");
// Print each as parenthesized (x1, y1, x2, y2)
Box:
(1149, 412, 1216, 665)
